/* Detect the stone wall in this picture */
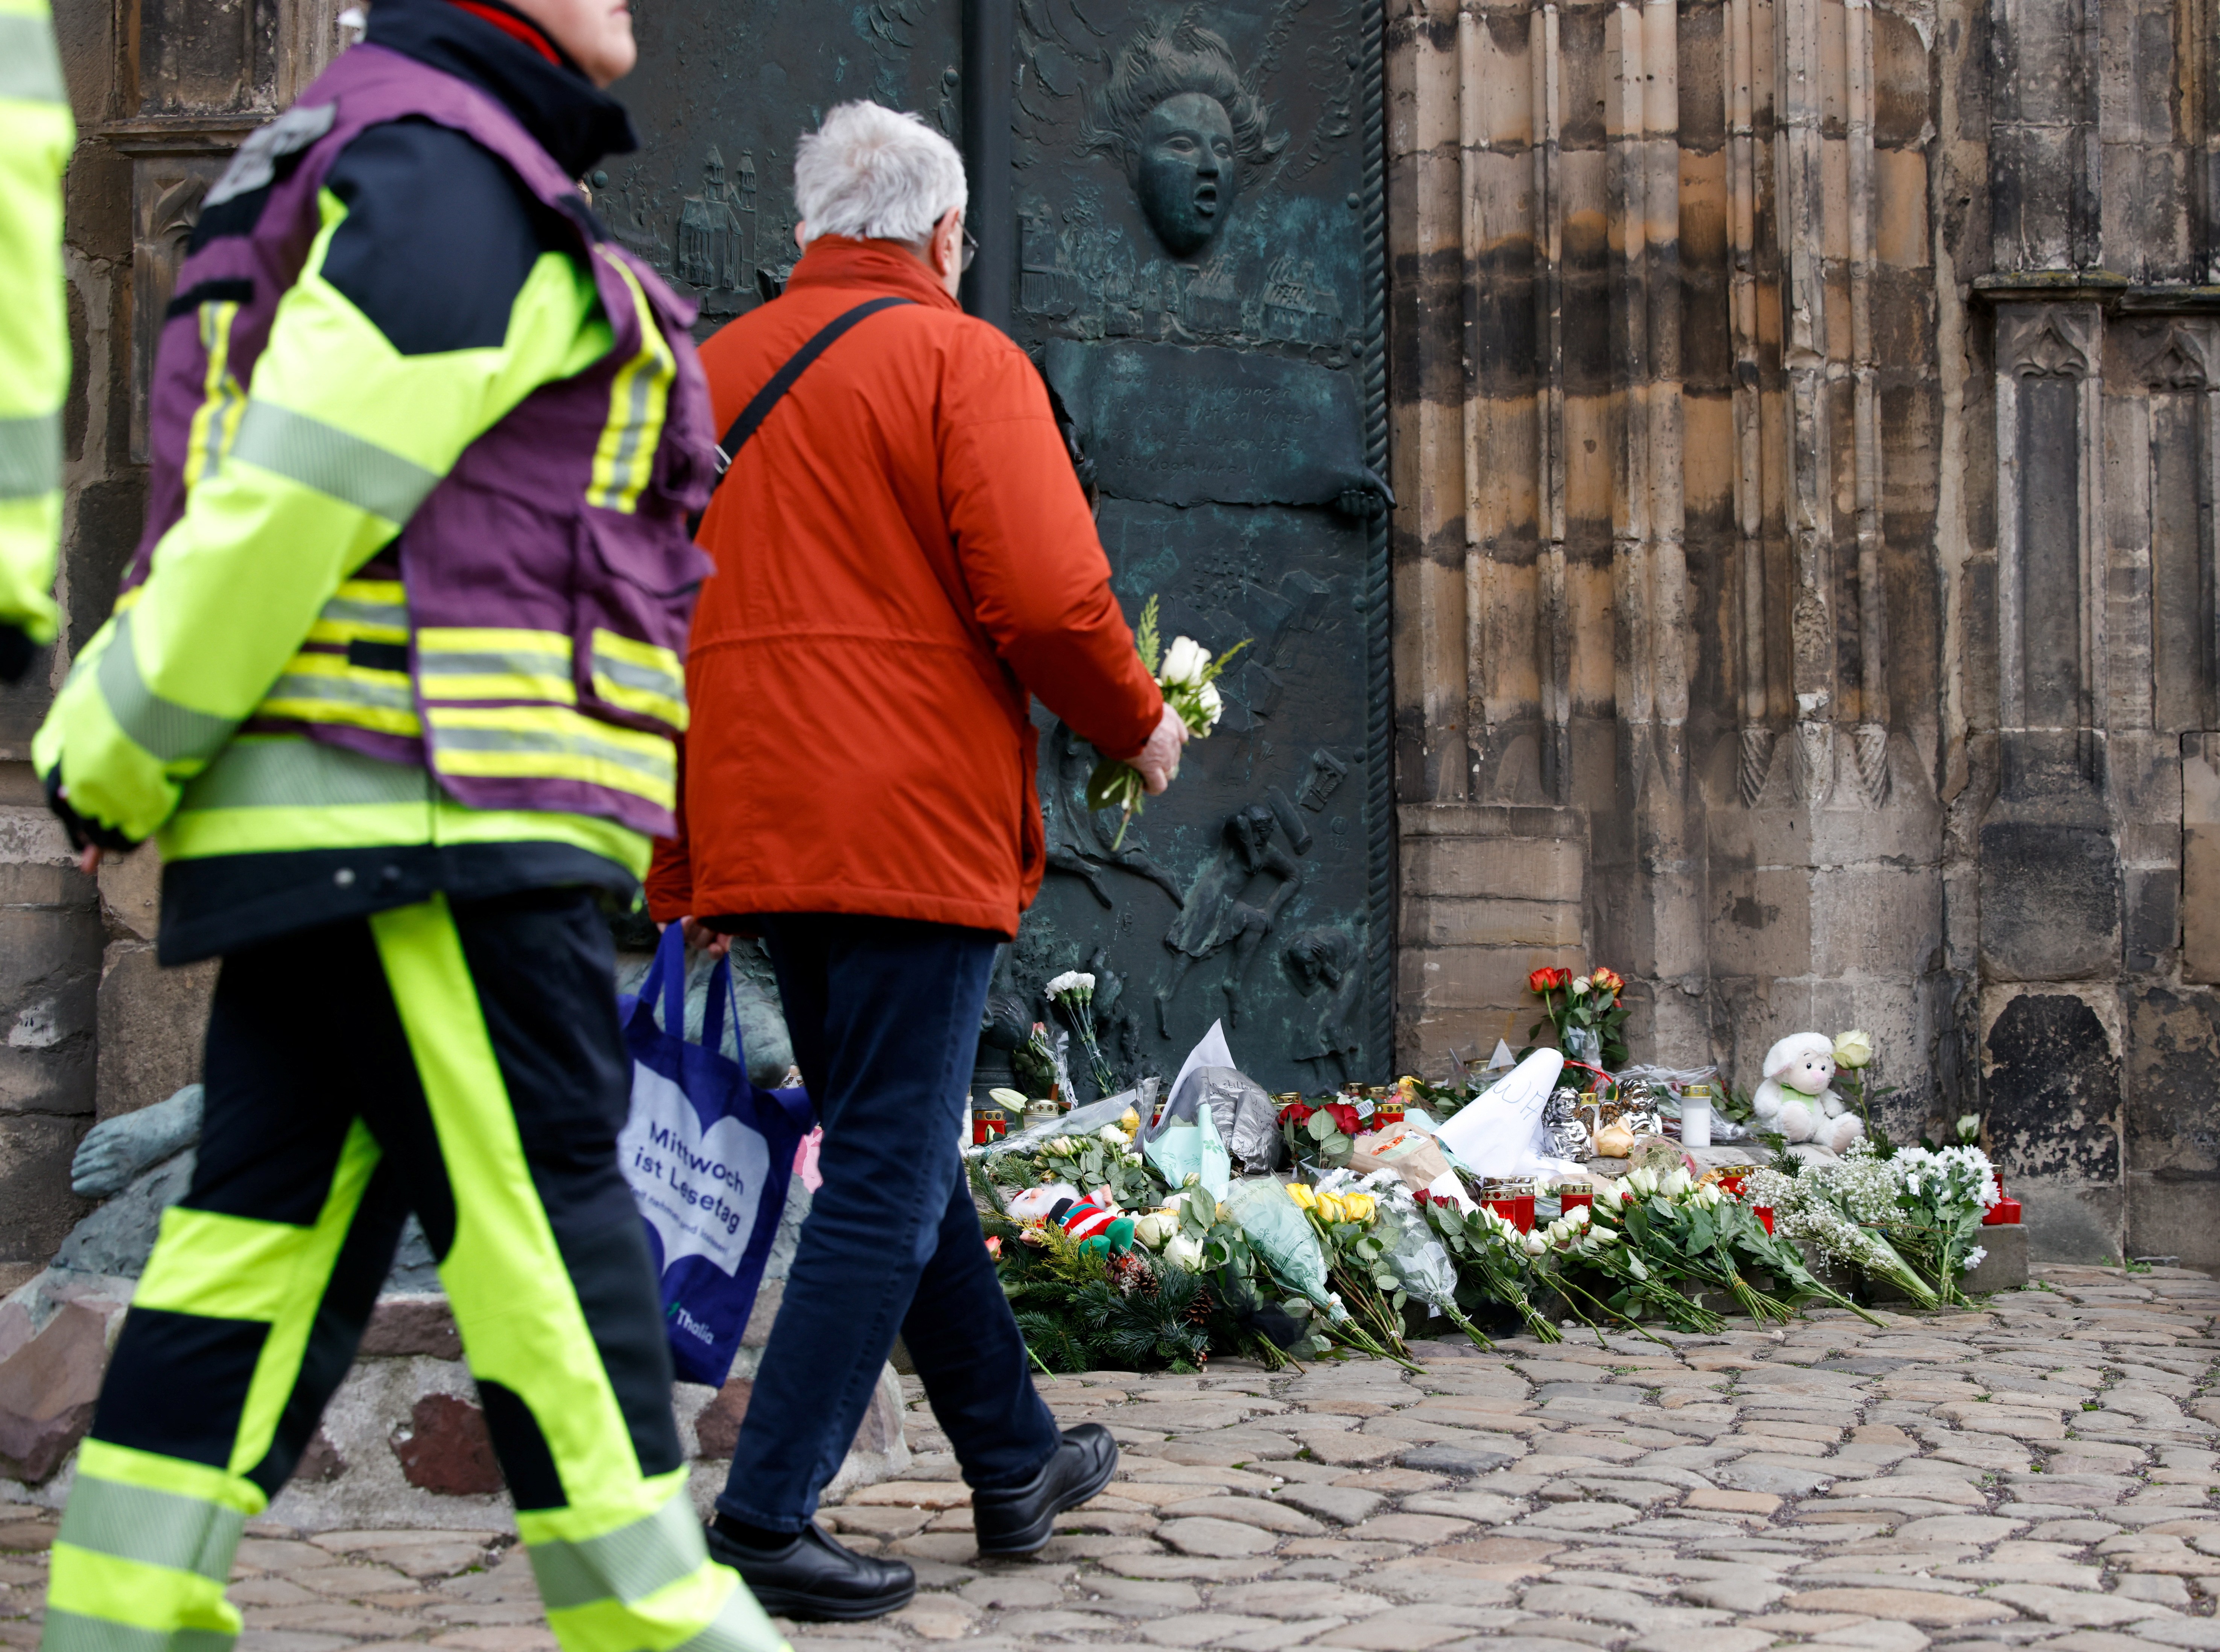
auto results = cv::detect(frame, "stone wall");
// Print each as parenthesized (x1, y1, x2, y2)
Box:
(1387, 0, 2220, 1269)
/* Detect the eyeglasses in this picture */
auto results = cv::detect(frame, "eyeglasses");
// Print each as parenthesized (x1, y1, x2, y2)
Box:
(961, 227, 978, 272)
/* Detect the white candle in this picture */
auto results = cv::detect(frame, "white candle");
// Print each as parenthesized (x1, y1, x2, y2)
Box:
(1682, 1093, 1714, 1148)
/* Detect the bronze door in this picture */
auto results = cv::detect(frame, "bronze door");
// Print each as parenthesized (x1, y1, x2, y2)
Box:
(621, 0, 1391, 1094)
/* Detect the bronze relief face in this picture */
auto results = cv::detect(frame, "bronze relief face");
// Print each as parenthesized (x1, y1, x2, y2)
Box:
(1085, 19, 1283, 263)
(1136, 91, 1237, 258)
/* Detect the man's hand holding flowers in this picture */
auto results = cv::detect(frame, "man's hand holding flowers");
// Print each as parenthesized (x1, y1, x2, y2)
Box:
(1087, 595, 1248, 845)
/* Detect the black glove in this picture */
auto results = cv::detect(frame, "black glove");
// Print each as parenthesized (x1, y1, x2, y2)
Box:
(43, 766, 140, 855)
(0, 624, 38, 683)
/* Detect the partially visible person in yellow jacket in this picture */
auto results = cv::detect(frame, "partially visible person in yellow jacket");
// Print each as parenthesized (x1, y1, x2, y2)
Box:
(0, 0, 72, 681)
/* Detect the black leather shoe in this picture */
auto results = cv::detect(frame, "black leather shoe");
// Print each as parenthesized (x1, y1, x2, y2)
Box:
(704, 1519, 916, 1621)
(972, 1423, 1119, 1556)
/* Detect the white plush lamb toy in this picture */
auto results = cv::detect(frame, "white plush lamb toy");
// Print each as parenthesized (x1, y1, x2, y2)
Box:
(1752, 1032, 1866, 1155)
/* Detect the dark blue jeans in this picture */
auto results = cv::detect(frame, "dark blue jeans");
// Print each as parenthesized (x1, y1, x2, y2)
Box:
(715, 913, 1063, 1531)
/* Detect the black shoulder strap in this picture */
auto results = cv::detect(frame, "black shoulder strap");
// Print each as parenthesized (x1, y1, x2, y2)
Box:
(713, 295, 915, 481)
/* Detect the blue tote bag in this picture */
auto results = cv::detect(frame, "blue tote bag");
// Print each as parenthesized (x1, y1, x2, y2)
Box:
(618, 923, 812, 1386)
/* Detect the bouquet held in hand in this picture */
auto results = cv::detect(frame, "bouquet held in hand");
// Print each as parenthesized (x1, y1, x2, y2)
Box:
(1087, 595, 1248, 846)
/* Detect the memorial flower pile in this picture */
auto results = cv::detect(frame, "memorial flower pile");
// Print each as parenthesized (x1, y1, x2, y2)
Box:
(974, 1126, 1332, 1372)
(1747, 1137, 2001, 1307)
(1579, 1167, 1879, 1331)
(1412, 1192, 1565, 1343)
(1279, 1096, 1364, 1169)
(970, 1053, 2009, 1375)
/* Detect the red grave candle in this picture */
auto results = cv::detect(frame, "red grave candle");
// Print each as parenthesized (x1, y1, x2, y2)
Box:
(1486, 1194, 1536, 1232)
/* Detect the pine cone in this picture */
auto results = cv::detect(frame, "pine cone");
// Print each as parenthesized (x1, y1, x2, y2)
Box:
(1184, 1285, 1217, 1327)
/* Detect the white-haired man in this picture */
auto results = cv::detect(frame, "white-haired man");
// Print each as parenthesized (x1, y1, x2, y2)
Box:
(648, 102, 1186, 1619)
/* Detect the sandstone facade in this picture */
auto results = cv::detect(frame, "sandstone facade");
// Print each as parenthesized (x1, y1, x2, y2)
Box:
(2, 0, 2211, 1282)
(1385, 0, 2220, 1267)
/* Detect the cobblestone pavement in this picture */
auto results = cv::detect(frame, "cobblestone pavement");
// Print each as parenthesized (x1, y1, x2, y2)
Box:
(3, 1263, 2215, 1652)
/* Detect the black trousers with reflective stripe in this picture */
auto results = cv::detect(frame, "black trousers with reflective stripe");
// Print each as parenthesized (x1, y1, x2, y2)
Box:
(90, 887, 682, 1500)
(42, 889, 783, 1652)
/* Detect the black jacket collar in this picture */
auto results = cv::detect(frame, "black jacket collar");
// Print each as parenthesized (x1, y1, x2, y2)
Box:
(365, 0, 637, 177)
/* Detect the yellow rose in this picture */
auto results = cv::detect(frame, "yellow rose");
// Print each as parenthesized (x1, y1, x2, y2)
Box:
(1286, 1183, 1317, 1209)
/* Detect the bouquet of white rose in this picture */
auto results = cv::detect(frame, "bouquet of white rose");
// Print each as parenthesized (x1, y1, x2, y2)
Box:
(1087, 595, 1248, 847)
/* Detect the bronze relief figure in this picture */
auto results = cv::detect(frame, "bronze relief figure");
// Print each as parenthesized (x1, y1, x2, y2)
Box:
(1084, 19, 1284, 261)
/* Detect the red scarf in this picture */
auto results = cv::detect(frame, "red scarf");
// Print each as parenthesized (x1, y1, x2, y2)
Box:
(448, 0, 561, 64)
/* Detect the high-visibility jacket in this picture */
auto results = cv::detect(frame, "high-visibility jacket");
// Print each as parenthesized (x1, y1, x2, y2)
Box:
(0, 0, 73, 652)
(32, 0, 715, 963)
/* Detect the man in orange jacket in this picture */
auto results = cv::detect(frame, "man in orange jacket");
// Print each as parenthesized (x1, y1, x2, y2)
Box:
(648, 100, 1184, 1622)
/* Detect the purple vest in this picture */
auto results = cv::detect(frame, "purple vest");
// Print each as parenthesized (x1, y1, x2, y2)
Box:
(132, 43, 714, 840)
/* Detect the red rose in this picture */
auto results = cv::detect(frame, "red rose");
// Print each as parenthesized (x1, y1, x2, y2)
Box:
(1324, 1102, 1363, 1136)
(1280, 1101, 1315, 1125)
(1528, 966, 1571, 994)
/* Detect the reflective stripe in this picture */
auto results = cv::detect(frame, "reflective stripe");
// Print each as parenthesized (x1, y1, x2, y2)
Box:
(179, 737, 432, 811)
(417, 627, 575, 705)
(303, 580, 410, 647)
(670, 1577, 788, 1652)
(0, 409, 61, 500)
(229, 401, 438, 523)
(96, 612, 236, 764)
(528, 1494, 704, 1611)
(585, 253, 675, 514)
(57, 1479, 244, 1583)
(588, 629, 686, 729)
(38, 1612, 234, 1652)
(182, 303, 248, 492)
(258, 652, 421, 735)
(0, 13, 65, 103)
(428, 704, 674, 806)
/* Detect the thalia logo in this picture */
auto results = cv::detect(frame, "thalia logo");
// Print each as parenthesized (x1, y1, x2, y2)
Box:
(667, 1301, 718, 1345)
(618, 1063, 769, 1277)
